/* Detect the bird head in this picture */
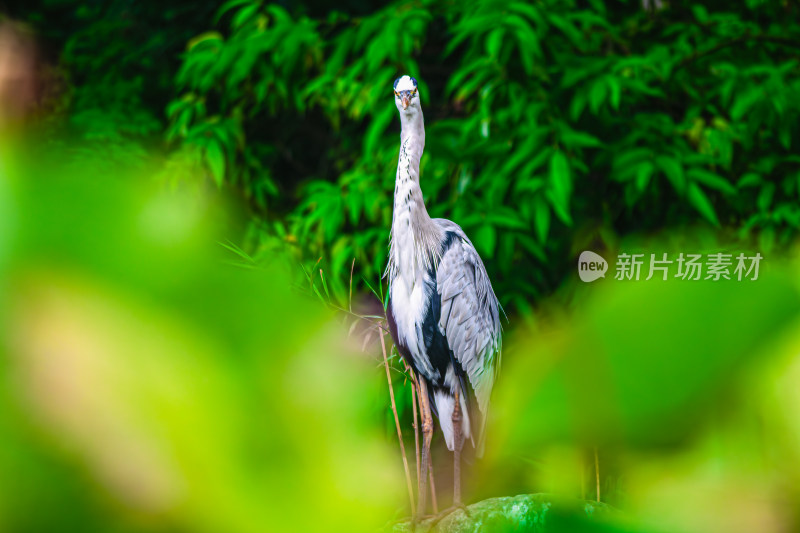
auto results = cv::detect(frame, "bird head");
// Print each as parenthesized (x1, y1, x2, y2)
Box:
(393, 75, 419, 113)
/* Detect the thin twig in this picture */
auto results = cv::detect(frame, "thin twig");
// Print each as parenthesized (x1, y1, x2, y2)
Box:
(349, 257, 355, 313)
(410, 368, 421, 491)
(594, 447, 600, 502)
(429, 455, 438, 514)
(380, 328, 415, 512)
(308, 257, 322, 291)
(581, 453, 586, 500)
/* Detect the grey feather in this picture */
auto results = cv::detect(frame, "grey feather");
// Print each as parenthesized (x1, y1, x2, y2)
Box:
(433, 220, 502, 417)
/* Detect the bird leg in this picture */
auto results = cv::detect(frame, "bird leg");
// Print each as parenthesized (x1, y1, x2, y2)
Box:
(416, 377, 434, 519)
(452, 387, 463, 506)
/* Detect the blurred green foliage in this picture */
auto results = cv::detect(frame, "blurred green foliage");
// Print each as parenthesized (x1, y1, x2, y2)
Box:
(0, 148, 404, 532)
(497, 270, 800, 448)
(7, 139, 800, 529)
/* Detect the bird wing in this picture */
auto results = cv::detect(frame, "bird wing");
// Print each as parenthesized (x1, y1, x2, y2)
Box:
(434, 222, 502, 420)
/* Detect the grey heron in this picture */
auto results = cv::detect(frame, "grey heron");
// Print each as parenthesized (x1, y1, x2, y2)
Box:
(385, 75, 502, 517)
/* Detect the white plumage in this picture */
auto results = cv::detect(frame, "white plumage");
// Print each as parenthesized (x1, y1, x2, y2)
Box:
(393, 74, 417, 92)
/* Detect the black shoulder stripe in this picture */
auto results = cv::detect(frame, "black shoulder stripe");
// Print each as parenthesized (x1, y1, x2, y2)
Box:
(440, 231, 460, 255)
(420, 270, 451, 385)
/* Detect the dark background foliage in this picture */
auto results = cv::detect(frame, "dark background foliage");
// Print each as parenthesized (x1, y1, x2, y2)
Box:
(15, 0, 800, 313)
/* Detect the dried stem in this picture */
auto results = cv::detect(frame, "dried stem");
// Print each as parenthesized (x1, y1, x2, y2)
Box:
(410, 367, 421, 490)
(594, 447, 600, 502)
(380, 328, 415, 512)
(581, 453, 586, 500)
(429, 455, 438, 513)
(348, 257, 355, 313)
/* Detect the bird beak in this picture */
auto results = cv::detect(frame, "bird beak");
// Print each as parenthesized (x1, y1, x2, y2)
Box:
(402, 96, 409, 109)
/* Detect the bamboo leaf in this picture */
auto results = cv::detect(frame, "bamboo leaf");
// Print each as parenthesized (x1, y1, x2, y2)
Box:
(687, 168, 736, 195)
(548, 151, 572, 225)
(205, 141, 226, 187)
(655, 155, 685, 194)
(687, 183, 719, 226)
(533, 196, 550, 243)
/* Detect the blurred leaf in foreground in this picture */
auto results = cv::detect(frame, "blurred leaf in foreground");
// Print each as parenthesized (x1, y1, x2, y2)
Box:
(0, 148, 402, 532)
(496, 261, 800, 449)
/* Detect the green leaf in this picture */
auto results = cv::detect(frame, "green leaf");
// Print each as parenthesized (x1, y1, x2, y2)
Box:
(205, 141, 226, 187)
(485, 28, 504, 57)
(502, 135, 543, 176)
(589, 78, 607, 114)
(687, 183, 719, 226)
(608, 77, 621, 110)
(514, 176, 546, 195)
(232, 2, 262, 30)
(474, 224, 497, 257)
(655, 156, 685, 194)
(547, 13, 584, 50)
(215, 0, 254, 24)
(364, 105, 393, 155)
(692, 5, 709, 22)
(737, 173, 761, 188)
(569, 92, 587, 121)
(731, 88, 762, 121)
(515, 31, 536, 75)
(779, 122, 791, 150)
(687, 168, 736, 195)
(759, 226, 776, 253)
(516, 234, 546, 261)
(613, 149, 652, 181)
(488, 211, 527, 230)
(187, 31, 224, 52)
(758, 182, 775, 211)
(635, 161, 654, 192)
(560, 129, 603, 148)
(533, 196, 550, 243)
(519, 147, 553, 178)
(797, 173, 800, 200)
(548, 151, 572, 225)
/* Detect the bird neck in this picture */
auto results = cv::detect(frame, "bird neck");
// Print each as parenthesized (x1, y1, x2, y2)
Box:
(399, 109, 426, 156)
(395, 109, 428, 215)
(389, 109, 442, 280)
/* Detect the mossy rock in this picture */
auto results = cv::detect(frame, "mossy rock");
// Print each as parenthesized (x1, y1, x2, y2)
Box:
(390, 493, 615, 532)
